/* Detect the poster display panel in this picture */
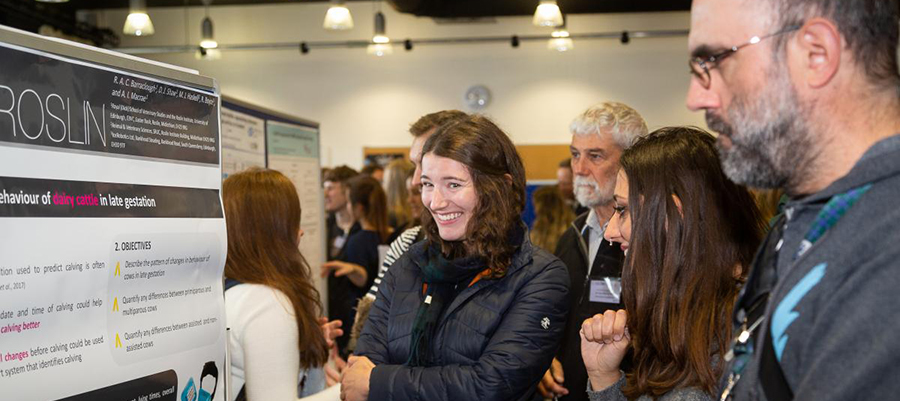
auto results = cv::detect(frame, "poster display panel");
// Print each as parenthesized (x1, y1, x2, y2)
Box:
(220, 107, 265, 177)
(266, 121, 326, 293)
(0, 30, 227, 401)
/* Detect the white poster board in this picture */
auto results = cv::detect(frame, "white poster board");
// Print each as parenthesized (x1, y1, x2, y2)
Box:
(220, 107, 265, 178)
(0, 26, 227, 401)
(266, 121, 327, 298)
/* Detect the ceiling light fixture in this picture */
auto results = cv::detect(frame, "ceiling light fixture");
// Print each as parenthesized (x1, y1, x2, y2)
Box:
(547, 19, 573, 52)
(324, 0, 354, 30)
(372, 11, 389, 44)
(200, 17, 217, 49)
(35, 0, 69, 3)
(367, 10, 392, 56)
(199, 0, 217, 49)
(533, 1, 563, 28)
(123, 0, 155, 36)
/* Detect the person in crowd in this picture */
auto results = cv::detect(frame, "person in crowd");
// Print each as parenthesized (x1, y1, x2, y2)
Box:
(557, 158, 586, 215)
(343, 110, 468, 355)
(223, 168, 343, 401)
(686, 0, 900, 399)
(361, 164, 385, 183)
(530, 185, 575, 252)
(321, 175, 392, 357)
(324, 166, 359, 260)
(342, 115, 570, 401)
(383, 158, 416, 233)
(405, 175, 424, 224)
(540, 102, 649, 401)
(580, 127, 765, 401)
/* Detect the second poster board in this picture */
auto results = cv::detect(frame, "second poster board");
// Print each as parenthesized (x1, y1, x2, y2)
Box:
(220, 97, 327, 304)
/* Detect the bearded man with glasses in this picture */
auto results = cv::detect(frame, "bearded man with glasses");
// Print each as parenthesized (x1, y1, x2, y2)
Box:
(686, 0, 900, 400)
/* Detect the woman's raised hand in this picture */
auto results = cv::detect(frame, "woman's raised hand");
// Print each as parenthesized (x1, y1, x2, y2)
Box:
(580, 309, 631, 390)
(320, 261, 368, 288)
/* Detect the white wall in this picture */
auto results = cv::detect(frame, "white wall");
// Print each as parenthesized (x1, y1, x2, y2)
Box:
(95, 2, 704, 169)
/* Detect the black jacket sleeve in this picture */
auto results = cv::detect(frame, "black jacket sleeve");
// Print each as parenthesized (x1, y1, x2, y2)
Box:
(354, 254, 395, 366)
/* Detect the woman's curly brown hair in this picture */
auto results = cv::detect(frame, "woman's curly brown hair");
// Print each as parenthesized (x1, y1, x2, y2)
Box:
(419, 115, 526, 278)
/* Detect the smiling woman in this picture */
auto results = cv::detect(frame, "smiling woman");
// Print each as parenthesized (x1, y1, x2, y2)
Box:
(419, 116, 527, 278)
(345, 115, 571, 401)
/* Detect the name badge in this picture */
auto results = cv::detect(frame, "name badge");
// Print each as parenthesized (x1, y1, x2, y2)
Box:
(589, 278, 622, 304)
(332, 235, 347, 250)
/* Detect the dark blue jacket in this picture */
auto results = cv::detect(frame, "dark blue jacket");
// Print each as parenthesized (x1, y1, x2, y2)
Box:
(355, 231, 570, 401)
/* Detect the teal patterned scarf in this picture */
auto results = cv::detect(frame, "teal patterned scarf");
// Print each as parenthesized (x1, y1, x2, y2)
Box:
(406, 245, 484, 367)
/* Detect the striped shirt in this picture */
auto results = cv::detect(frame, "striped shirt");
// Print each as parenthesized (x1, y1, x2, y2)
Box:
(365, 225, 422, 300)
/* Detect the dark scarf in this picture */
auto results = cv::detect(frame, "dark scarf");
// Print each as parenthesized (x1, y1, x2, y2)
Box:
(406, 244, 485, 367)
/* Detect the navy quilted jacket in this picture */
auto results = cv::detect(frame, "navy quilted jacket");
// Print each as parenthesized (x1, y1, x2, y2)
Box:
(355, 230, 570, 401)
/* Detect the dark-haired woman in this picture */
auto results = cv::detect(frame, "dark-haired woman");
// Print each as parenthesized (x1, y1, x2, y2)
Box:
(341, 115, 570, 401)
(321, 175, 392, 356)
(223, 168, 341, 400)
(580, 127, 765, 401)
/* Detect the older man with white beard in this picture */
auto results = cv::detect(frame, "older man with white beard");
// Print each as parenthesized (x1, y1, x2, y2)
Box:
(537, 102, 649, 401)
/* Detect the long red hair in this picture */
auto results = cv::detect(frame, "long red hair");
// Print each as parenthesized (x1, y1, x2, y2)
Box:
(223, 168, 328, 368)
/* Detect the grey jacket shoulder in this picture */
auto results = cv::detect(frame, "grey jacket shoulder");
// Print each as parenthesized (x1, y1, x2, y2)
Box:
(587, 374, 713, 401)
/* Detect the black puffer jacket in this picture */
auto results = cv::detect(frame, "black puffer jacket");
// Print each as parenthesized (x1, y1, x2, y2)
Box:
(355, 229, 570, 401)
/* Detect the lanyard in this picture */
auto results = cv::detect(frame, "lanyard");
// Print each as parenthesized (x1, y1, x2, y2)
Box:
(721, 183, 872, 400)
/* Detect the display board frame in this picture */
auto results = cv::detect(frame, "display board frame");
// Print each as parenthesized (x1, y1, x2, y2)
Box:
(0, 24, 227, 401)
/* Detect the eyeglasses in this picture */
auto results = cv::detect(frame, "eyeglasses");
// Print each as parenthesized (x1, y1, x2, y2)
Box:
(689, 25, 801, 89)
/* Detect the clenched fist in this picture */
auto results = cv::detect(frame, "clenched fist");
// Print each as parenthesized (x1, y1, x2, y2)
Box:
(580, 309, 630, 390)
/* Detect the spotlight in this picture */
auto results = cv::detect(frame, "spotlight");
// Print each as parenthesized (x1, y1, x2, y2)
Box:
(404, 39, 413, 51)
(372, 11, 389, 44)
(300, 42, 310, 54)
(200, 17, 218, 49)
(123, 0, 154, 36)
(532, 1, 563, 28)
(620, 31, 630, 45)
(511, 35, 520, 48)
(323, 0, 354, 31)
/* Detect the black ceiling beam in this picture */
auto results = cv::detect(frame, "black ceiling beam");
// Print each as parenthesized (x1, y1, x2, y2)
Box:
(0, 0, 118, 47)
(386, 0, 691, 18)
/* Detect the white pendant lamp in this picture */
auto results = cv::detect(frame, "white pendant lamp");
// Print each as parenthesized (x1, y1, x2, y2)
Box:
(324, 0, 354, 30)
(123, 0, 155, 36)
(533, 1, 563, 28)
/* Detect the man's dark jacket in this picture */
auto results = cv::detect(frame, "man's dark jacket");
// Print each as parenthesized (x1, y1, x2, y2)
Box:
(553, 211, 625, 401)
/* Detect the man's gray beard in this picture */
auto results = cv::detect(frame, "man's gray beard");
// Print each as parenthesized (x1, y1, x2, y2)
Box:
(707, 68, 815, 191)
(574, 175, 614, 208)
